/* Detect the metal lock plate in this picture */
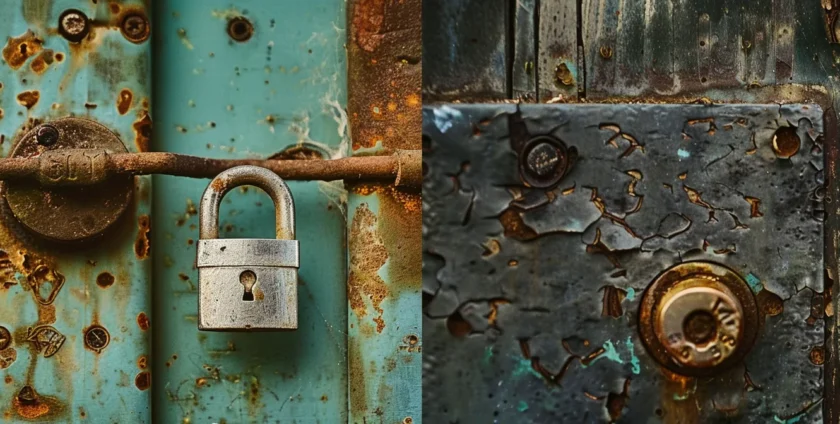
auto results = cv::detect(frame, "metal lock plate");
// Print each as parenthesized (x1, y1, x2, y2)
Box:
(197, 166, 299, 331)
(423, 104, 825, 422)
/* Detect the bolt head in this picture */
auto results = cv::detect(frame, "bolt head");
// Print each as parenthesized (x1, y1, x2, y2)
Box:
(121, 13, 150, 43)
(35, 125, 59, 147)
(58, 9, 89, 43)
(0, 326, 10, 350)
(526, 142, 560, 177)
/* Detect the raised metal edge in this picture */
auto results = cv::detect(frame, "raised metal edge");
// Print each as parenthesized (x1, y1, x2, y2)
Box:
(196, 239, 300, 268)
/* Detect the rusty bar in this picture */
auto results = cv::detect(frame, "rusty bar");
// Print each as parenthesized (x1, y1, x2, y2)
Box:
(0, 150, 421, 187)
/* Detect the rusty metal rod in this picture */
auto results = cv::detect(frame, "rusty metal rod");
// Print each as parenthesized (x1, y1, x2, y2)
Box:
(0, 149, 422, 188)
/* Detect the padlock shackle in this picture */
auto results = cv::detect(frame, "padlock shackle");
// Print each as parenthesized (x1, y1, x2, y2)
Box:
(199, 166, 295, 240)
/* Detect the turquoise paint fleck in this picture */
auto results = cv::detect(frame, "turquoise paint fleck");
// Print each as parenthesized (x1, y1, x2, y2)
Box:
(624, 287, 636, 301)
(585, 339, 640, 375)
(677, 148, 691, 158)
(484, 346, 494, 364)
(625, 337, 641, 374)
(746, 272, 763, 293)
(673, 393, 690, 401)
(512, 357, 542, 379)
(774, 414, 803, 423)
(517, 401, 529, 412)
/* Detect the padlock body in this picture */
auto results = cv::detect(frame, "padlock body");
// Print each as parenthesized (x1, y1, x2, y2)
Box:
(197, 239, 299, 330)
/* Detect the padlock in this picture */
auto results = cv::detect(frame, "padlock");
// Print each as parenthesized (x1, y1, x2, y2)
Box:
(196, 165, 299, 331)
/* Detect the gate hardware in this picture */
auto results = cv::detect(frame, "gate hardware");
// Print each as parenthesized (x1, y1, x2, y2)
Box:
(197, 166, 299, 331)
(0, 118, 419, 242)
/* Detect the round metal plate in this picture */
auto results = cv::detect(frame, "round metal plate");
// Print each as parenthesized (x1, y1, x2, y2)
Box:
(638, 261, 760, 377)
(3, 118, 132, 242)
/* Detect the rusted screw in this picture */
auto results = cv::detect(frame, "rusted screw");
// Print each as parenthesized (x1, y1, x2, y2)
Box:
(84, 325, 110, 351)
(58, 9, 90, 43)
(35, 125, 59, 147)
(526, 142, 560, 177)
(121, 12, 150, 44)
(227, 17, 254, 42)
(0, 326, 10, 350)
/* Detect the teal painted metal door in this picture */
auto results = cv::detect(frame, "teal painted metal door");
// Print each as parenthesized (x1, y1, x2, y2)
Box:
(151, 1, 349, 422)
(0, 1, 421, 423)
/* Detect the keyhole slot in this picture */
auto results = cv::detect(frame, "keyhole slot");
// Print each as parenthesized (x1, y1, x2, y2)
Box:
(240, 270, 256, 301)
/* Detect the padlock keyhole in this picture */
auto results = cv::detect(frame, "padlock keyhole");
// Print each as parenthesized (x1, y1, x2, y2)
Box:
(240, 270, 257, 301)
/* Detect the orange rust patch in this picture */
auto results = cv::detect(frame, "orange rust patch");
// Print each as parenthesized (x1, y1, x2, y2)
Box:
(348, 203, 389, 332)
(132, 112, 152, 152)
(96, 272, 114, 288)
(134, 372, 151, 390)
(499, 209, 538, 241)
(117, 89, 133, 115)
(0, 347, 16, 369)
(3, 30, 43, 70)
(29, 49, 54, 75)
(12, 387, 66, 421)
(351, 0, 385, 52)
(16, 91, 40, 109)
(109, 2, 121, 14)
(810, 346, 825, 365)
(137, 355, 148, 369)
(4, 375, 11, 384)
(136, 312, 150, 331)
(54, 52, 64, 62)
(135, 215, 150, 259)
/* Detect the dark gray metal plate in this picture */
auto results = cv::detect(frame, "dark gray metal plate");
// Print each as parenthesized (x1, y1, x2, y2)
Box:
(422, 104, 825, 423)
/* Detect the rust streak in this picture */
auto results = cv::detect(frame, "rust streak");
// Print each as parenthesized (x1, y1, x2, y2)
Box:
(348, 203, 389, 333)
(134, 215, 150, 259)
(117, 89, 133, 115)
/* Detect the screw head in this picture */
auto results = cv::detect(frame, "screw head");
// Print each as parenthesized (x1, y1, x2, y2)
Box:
(84, 325, 110, 352)
(121, 13, 150, 43)
(227, 17, 254, 42)
(519, 136, 572, 188)
(35, 125, 59, 147)
(0, 326, 10, 350)
(58, 9, 90, 43)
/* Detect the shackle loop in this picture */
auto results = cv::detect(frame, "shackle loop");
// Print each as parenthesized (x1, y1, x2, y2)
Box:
(199, 166, 295, 240)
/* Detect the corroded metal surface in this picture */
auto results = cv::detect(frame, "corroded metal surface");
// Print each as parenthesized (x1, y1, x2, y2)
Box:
(423, 103, 825, 422)
(0, 0, 152, 421)
(151, 1, 349, 422)
(347, 0, 423, 422)
(3, 118, 132, 241)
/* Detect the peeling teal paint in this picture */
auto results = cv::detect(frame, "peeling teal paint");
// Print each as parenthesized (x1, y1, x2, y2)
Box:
(624, 287, 636, 302)
(517, 401, 529, 412)
(484, 346, 494, 364)
(512, 357, 542, 379)
(677, 148, 691, 158)
(746, 272, 763, 293)
(586, 338, 641, 375)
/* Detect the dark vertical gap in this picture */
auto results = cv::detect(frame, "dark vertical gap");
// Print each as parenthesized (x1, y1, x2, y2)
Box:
(534, 0, 541, 101)
(506, 0, 515, 99)
(576, 0, 587, 99)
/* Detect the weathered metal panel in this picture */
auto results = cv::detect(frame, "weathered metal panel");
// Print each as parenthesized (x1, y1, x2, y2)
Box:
(423, 103, 827, 422)
(0, 0, 152, 422)
(347, 0, 423, 422)
(150, 1, 348, 422)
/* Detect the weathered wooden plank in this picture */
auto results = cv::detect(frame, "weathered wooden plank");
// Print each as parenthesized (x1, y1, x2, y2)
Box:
(707, 0, 740, 85)
(538, 0, 578, 101)
(584, 0, 621, 95)
(739, 1, 775, 85)
(423, 0, 508, 101)
(645, 0, 676, 92)
(513, 0, 537, 100)
(773, 0, 795, 83)
(614, 0, 647, 95)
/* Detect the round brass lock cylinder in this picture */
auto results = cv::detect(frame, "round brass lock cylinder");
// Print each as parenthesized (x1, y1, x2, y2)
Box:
(639, 262, 760, 376)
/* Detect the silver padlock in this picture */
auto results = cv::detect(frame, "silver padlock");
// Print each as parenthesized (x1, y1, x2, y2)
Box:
(196, 165, 299, 331)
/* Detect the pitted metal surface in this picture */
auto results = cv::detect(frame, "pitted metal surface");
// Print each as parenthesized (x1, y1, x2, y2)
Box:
(422, 104, 825, 422)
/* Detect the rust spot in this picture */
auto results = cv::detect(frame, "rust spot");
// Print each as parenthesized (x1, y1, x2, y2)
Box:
(606, 379, 631, 421)
(446, 310, 472, 337)
(117, 89, 133, 115)
(137, 355, 147, 369)
(2, 30, 43, 70)
(227, 17, 253, 42)
(96, 272, 114, 288)
(16, 91, 40, 109)
(757, 289, 784, 317)
(320, 394, 328, 402)
(0, 347, 16, 369)
(134, 215, 150, 259)
(134, 372, 151, 390)
(109, 2, 121, 14)
(133, 112, 152, 152)
(54, 52, 64, 62)
(499, 209, 538, 241)
(744, 196, 763, 218)
(555, 62, 574, 86)
(487, 299, 509, 326)
(600, 286, 627, 317)
(195, 377, 208, 388)
(352, 0, 385, 52)
(137, 312, 150, 331)
(12, 386, 66, 421)
(772, 126, 800, 159)
(4, 375, 11, 384)
(348, 203, 389, 332)
(809, 346, 825, 365)
(29, 49, 54, 75)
